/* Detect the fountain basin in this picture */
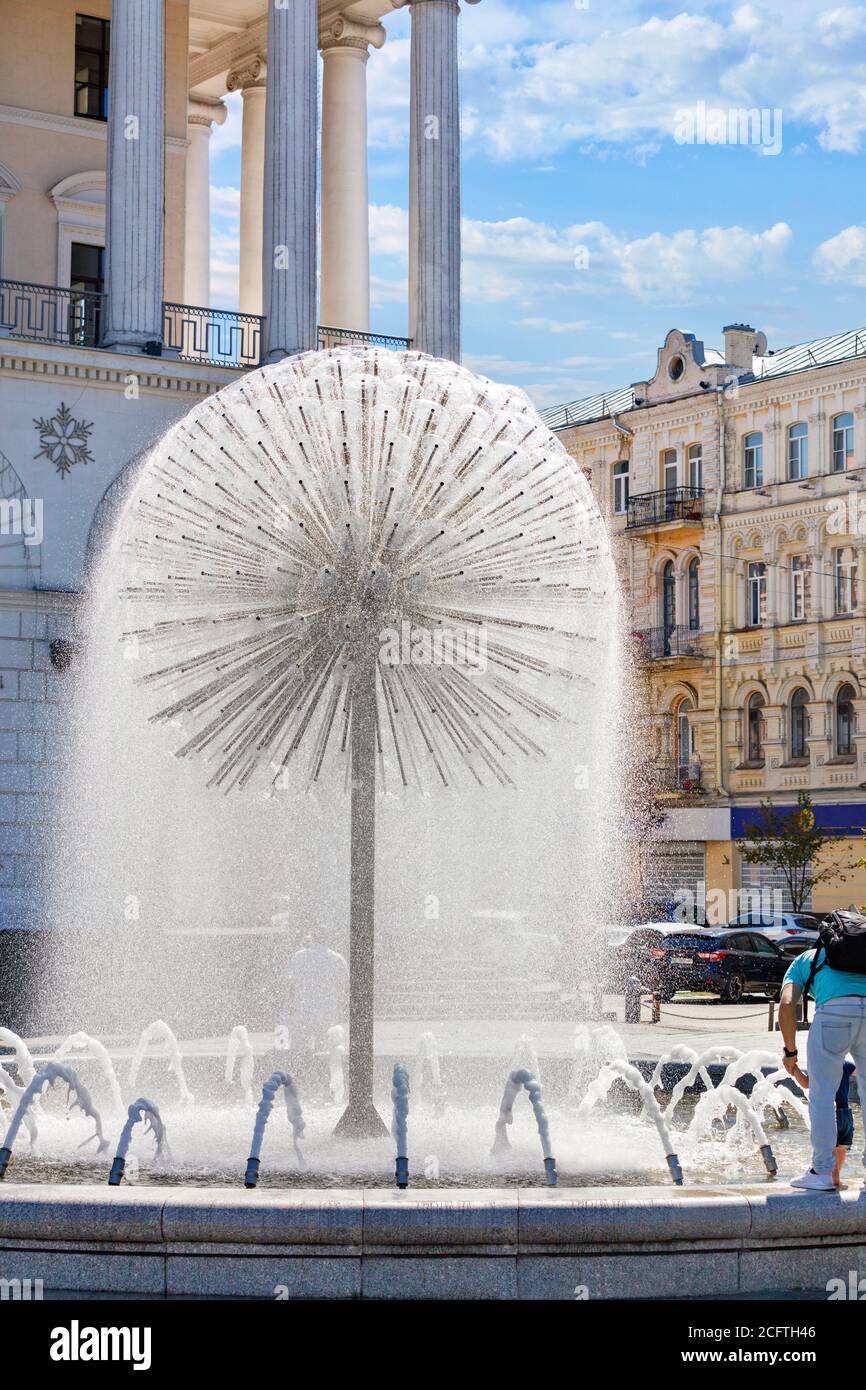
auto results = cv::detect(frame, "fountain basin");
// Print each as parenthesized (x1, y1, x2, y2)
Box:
(0, 1183, 864, 1299)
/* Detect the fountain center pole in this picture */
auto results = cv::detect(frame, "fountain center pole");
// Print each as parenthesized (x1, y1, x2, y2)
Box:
(334, 647, 388, 1137)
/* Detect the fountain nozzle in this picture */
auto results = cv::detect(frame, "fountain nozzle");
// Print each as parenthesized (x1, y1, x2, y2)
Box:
(244, 1156, 260, 1189)
(0, 1147, 10, 1180)
(395, 1155, 409, 1189)
(108, 1156, 126, 1186)
(544, 1156, 557, 1187)
(760, 1143, 777, 1176)
(666, 1152, 684, 1186)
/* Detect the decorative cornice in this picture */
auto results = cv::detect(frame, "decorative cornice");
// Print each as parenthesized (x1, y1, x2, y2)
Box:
(0, 339, 238, 396)
(0, 104, 187, 152)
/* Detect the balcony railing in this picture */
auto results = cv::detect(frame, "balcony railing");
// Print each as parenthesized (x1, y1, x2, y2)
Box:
(318, 325, 412, 351)
(654, 763, 703, 793)
(162, 301, 263, 369)
(0, 279, 411, 369)
(627, 486, 704, 529)
(0, 278, 104, 349)
(634, 624, 705, 660)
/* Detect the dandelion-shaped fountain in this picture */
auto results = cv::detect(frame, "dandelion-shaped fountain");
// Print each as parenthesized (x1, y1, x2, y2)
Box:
(115, 347, 617, 1137)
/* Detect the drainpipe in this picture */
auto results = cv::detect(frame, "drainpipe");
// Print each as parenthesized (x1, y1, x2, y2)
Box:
(612, 412, 636, 615)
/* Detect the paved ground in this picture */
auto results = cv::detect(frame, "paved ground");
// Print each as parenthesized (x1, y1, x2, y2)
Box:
(20, 994, 801, 1062)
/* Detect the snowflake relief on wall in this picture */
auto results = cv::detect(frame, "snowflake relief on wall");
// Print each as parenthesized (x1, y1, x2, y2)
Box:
(33, 402, 94, 479)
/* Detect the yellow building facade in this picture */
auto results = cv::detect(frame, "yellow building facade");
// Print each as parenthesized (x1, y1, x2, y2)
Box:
(545, 324, 866, 918)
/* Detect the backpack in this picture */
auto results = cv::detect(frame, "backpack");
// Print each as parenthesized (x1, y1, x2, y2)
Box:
(804, 909, 866, 997)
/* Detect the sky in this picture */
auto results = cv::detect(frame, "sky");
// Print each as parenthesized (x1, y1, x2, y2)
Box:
(208, 0, 866, 412)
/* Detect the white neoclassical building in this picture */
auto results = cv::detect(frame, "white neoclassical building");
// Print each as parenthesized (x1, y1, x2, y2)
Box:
(0, 0, 477, 928)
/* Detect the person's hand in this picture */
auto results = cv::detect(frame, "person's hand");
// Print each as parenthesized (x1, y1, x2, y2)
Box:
(791, 1064, 809, 1089)
(782, 1052, 800, 1077)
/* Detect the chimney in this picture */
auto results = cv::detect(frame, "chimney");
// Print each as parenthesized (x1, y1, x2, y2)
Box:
(723, 323, 763, 372)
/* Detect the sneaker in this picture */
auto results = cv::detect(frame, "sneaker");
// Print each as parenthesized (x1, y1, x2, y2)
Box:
(790, 1169, 837, 1191)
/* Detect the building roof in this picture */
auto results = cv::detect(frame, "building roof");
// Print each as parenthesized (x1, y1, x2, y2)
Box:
(541, 326, 866, 433)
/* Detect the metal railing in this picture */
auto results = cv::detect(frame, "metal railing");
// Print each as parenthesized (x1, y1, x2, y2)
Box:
(634, 624, 706, 660)
(626, 486, 705, 528)
(654, 763, 703, 793)
(0, 280, 411, 368)
(318, 325, 412, 351)
(0, 279, 104, 349)
(162, 301, 264, 368)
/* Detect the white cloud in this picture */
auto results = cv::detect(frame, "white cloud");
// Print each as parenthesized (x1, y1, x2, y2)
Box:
(520, 317, 591, 333)
(814, 225, 866, 285)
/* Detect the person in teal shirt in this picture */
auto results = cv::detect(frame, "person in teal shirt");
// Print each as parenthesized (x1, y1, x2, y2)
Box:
(779, 945, 866, 1191)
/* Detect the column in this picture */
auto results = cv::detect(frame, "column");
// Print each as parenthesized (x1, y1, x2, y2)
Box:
(262, 0, 318, 362)
(103, 0, 165, 350)
(227, 57, 267, 316)
(319, 18, 385, 334)
(409, 0, 477, 361)
(184, 99, 227, 308)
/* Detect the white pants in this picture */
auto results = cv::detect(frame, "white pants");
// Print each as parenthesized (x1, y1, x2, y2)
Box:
(806, 996, 866, 1175)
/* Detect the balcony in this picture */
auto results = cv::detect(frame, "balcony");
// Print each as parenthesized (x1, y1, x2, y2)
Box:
(626, 486, 704, 529)
(634, 624, 706, 661)
(654, 763, 704, 794)
(0, 279, 410, 370)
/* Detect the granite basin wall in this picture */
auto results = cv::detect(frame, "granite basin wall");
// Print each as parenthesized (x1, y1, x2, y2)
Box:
(0, 1183, 864, 1299)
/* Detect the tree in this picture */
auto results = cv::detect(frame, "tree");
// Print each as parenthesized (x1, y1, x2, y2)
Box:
(736, 792, 852, 912)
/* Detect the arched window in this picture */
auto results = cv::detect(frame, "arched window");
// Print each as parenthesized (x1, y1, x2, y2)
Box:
(836, 684, 855, 757)
(790, 688, 809, 761)
(661, 561, 676, 653)
(744, 432, 763, 488)
(746, 693, 765, 764)
(687, 557, 700, 631)
(747, 561, 767, 627)
(788, 422, 809, 480)
(687, 443, 703, 493)
(832, 412, 854, 473)
(676, 698, 694, 780)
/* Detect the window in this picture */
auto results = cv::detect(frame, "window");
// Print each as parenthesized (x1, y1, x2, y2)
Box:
(834, 546, 858, 615)
(832, 412, 854, 473)
(836, 683, 855, 757)
(676, 698, 694, 780)
(790, 688, 809, 760)
(787, 422, 808, 480)
(747, 561, 767, 626)
(747, 693, 765, 763)
(69, 242, 104, 347)
(790, 554, 810, 620)
(662, 449, 678, 492)
(687, 443, 703, 493)
(612, 461, 629, 515)
(744, 432, 763, 488)
(75, 14, 110, 121)
(687, 557, 700, 630)
(661, 561, 676, 650)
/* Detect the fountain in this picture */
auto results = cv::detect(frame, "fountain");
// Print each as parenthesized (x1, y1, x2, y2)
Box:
(108, 1098, 168, 1185)
(492, 1069, 557, 1186)
(691, 1085, 778, 1175)
(391, 1063, 410, 1189)
(326, 1026, 346, 1106)
(225, 1026, 255, 1104)
(416, 1032, 447, 1117)
(0, 1062, 109, 1178)
(0, 1029, 37, 1086)
(53, 1031, 124, 1113)
(129, 1021, 194, 1107)
(578, 1059, 683, 1185)
(244, 1072, 306, 1188)
(665, 1047, 744, 1113)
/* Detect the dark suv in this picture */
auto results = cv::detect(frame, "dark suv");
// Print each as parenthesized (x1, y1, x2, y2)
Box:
(651, 928, 788, 1003)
